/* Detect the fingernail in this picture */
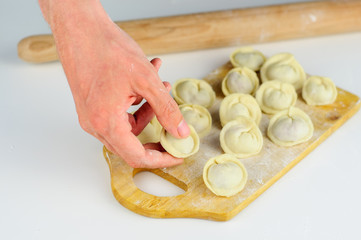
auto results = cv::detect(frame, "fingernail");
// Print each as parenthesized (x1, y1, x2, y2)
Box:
(177, 119, 190, 138)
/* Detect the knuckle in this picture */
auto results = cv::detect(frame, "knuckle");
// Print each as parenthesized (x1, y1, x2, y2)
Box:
(88, 111, 108, 135)
(162, 97, 178, 116)
(127, 159, 145, 169)
(158, 98, 181, 125)
(125, 152, 148, 169)
(78, 116, 91, 133)
(132, 69, 155, 91)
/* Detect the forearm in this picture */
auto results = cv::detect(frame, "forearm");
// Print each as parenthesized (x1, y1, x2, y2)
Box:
(38, 0, 112, 52)
(38, 0, 103, 25)
(38, 0, 119, 100)
(38, 0, 114, 62)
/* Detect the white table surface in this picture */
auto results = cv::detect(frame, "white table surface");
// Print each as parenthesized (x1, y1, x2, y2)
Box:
(1, 1, 360, 239)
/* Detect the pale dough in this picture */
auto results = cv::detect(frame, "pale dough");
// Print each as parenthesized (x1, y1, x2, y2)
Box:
(222, 67, 260, 96)
(160, 125, 200, 158)
(256, 80, 297, 114)
(260, 53, 306, 91)
(137, 116, 163, 144)
(230, 47, 266, 71)
(179, 104, 212, 138)
(219, 93, 262, 126)
(302, 76, 337, 106)
(172, 78, 216, 108)
(220, 117, 263, 158)
(267, 107, 314, 147)
(203, 154, 248, 197)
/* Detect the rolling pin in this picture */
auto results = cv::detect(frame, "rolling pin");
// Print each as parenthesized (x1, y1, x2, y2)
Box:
(18, 0, 361, 63)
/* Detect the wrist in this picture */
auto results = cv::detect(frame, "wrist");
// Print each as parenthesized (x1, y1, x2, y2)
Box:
(38, 0, 51, 22)
(39, 0, 104, 27)
(40, 0, 121, 103)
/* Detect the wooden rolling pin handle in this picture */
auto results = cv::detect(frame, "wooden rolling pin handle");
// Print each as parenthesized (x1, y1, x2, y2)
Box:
(18, 35, 58, 63)
(17, 0, 361, 63)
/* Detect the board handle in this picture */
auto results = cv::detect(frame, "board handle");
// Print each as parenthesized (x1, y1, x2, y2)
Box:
(102, 147, 233, 221)
(18, 0, 361, 63)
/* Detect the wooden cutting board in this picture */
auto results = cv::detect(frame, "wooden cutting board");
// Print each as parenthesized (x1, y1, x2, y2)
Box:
(103, 62, 360, 221)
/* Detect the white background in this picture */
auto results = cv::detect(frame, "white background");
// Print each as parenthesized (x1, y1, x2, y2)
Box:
(1, 0, 360, 239)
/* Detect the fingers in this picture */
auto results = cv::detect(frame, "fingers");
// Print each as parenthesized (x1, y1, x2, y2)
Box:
(148, 88, 190, 138)
(163, 81, 171, 92)
(142, 149, 184, 168)
(107, 116, 183, 168)
(150, 58, 162, 72)
(129, 80, 173, 138)
(144, 142, 184, 168)
(129, 81, 171, 135)
(132, 96, 143, 105)
(148, 59, 189, 138)
(87, 108, 183, 168)
(129, 102, 155, 136)
(132, 59, 166, 106)
(132, 81, 170, 106)
(150, 59, 171, 92)
(143, 142, 164, 151)
(136, 77, 190, 139)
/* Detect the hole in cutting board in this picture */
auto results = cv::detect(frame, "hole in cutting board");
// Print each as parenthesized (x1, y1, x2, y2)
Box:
(133, 170, 186, 197)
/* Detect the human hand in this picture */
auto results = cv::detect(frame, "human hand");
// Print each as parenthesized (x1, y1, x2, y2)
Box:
(41, 0, 190, 168)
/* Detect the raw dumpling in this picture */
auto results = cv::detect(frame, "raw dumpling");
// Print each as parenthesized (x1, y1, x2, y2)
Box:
(260, 53, 306, 91)
(230, 47, 266, 71)
(220, 117, 263, 158)
(302, 76, 337, 106)
(219, 93, 262, 126)
(267, 107, 314, 147)
(160, 125, 200, 158)
(137, 116, 162, 144)
(203, 154, 248, 197)
(256, 80, 297, 114)
(172, 78, 216, 108)
(179, 104, 212, 138)
(222, 67, 259, 96)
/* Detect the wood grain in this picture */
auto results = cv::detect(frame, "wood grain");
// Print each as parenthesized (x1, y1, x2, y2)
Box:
(18, 0, 361, 63)
(104, 62, 361, 221)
